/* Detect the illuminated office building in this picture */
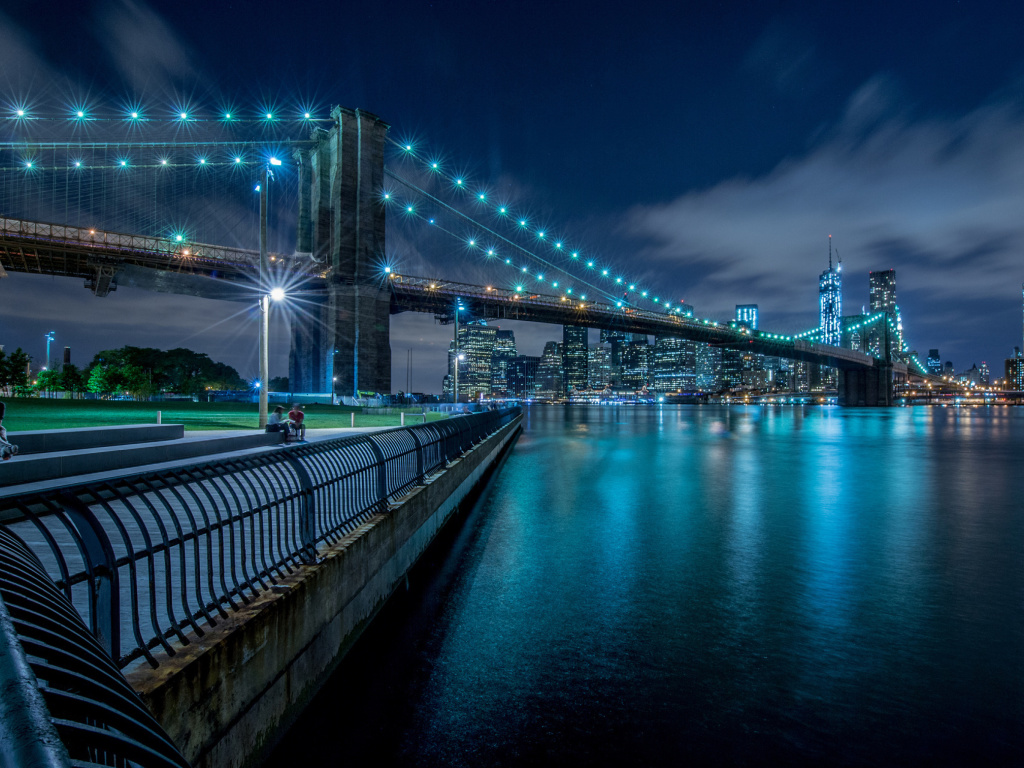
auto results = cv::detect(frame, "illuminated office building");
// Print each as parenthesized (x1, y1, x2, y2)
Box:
(562, 325, 589, 395)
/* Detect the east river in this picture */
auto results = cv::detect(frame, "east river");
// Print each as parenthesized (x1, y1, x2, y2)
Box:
(267, 405, 1024, 766)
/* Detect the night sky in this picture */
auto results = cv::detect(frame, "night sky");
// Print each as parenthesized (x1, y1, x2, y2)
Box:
(2, 0, 1023, 392)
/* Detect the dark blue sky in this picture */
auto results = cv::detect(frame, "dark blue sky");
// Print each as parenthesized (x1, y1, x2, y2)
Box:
(2, 0, 1023, 390)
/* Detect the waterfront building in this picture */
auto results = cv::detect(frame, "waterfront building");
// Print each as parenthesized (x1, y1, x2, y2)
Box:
(1006, 354, 1024, 390)
(720, 347, 744, 391)
(619, 338, 650, 390)
(508, 355, 540, 398)
(868, 269, 903, 358)
(458, 324, 497, 400)
(652, 335, 696, 392)
(927, 349, 942, 376)
(695, 343, 722, 392)
(490, 329, 517, 396)
(562, 325, 589, 396)
(588, 344, 613, 390)
(536, 342, 564, 400)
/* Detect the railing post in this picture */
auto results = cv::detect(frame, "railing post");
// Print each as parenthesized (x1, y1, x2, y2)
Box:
(364, 439, 389, 512)
(408, 428, 425, 484)
(57, 494, 119, 660)
(280, 454, 317, 564)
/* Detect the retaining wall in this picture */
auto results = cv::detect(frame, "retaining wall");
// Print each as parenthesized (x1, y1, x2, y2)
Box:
(126, 416, 521, 768)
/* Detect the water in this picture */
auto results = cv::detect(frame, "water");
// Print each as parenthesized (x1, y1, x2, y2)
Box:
(267, 405, 1024, 766)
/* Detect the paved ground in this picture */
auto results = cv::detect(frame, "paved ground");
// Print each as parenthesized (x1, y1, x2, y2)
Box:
(0, 426, 392, 498)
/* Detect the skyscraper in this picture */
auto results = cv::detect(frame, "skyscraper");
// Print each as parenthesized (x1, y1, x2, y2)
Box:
(735, 304, 759, 330)
(446, 323, 497, 400)
(819, 240, 842, 347)
(508, 355, 541, 398)
(536, 342, 564, 400)
(868, 268, 902, 358)
(588, 344, 613, 390)
(490, 329, 517, 395)
(652, 335, 695, 392)
(695, 343, 722, 392)
(927, 349, 942, 376)
(562, 325, 589, 395)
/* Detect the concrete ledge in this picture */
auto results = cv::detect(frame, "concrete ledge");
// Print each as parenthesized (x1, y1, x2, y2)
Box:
(9, 423, 185, 455)
(127, 417, 522, 768)
(0, 431, 284, 487)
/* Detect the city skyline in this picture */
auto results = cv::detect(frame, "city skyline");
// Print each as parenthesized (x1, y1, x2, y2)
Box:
(2, 1, 1023, 392)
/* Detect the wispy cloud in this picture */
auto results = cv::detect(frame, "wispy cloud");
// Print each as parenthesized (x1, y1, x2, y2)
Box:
(625, 76, 1024, 363)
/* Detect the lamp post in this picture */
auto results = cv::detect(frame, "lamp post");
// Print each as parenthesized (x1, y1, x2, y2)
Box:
(44, 331, 55, 370)
(257, 157, 282, 429)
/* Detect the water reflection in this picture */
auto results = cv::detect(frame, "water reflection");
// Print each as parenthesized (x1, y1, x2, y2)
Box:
(269, 405, 1024, 767)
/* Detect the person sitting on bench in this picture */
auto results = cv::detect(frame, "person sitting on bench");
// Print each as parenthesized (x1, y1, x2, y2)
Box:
(288, 404, 307, 442)
(266, 406, 292, 440)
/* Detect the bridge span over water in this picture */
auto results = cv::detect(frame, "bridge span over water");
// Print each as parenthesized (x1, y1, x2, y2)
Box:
(0, 105, 933, 406)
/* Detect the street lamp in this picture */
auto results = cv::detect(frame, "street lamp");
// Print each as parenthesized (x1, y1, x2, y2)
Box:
(44, 331, 55, 369)
(454, 353, 465, 404)
(257, 158, 284, 429)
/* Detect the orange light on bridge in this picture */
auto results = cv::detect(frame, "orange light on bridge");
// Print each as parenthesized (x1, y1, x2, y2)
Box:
(89, 229, 95, 235)
(430, 283, 436, 289)
(486, 286, 493, 291)
(182, 249, 190, 256)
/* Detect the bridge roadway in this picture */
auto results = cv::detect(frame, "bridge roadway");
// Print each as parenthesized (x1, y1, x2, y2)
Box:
(1, 215, 902, 373)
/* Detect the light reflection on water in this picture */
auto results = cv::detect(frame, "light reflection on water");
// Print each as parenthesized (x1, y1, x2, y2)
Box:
(268, 405, 1024, 767)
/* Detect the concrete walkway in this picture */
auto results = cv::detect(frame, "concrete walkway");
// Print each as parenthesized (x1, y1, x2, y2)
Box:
(0, 426, 393, 499)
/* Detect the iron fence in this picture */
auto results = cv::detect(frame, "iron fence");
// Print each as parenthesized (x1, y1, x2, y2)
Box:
(0, 527, 190, 767)
(0, 408, 520, 670)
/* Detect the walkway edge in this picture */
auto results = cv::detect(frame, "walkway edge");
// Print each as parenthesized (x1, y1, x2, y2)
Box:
(126, 416, 522, 768)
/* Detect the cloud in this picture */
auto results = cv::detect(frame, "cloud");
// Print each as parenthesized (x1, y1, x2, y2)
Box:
(625, 78, 1024, 365)
(95, 0, 200, 94)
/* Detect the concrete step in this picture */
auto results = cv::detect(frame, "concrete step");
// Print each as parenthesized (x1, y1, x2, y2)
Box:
(0, 431, 284, 488)
(8, 423, 185, 455)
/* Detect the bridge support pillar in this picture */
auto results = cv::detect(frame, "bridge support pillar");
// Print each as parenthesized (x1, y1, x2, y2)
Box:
(290, 107, 391, 398)
(837, 363, 893, 406)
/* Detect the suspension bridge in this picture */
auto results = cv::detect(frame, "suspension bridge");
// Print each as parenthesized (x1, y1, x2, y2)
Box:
(0, 104, 938, 405)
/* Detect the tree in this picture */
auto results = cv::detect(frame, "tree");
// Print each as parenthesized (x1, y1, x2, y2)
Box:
(35, 368, 62, 394)
(0, 348, 31, 395)
(87, 365, 116, 397)
(60, 364, 86, 398)
(269, 376, 290, 392)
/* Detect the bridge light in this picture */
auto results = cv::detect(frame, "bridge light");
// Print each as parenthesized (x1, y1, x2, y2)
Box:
(602, 269, 609, 276)
(404, 144, 412, 150)
(74, 161, 81, 167)
(571, 252, 578, 258)
(160, 159, 168, 165)
(468, 239, 475, 246)
(24, 161, 32, 168)
(179, 112, 187, 120)
(537, 231, 545, 238)
(505, 258, 511, 264)
(519, 220, 527, 227)
(487, 249, 495, 256)
(431, 162, 439, 169)
(130, 112, 138, 119)
(478, 193, 485, 200)
(566, 288, 572, 294)
(521, 267, 527, 272)
(198, 158, 206, 164)
(455, 178, 463, 185)
(120, 160, 127, 166)
(235, 157, 242, 163)
(406, 206, 414, 212)
(537, 274, 543, 280)
(269, 157, 282, 166)
(515, 285, 523, 292)
(587, 261, 594, 268)
(384, 266, 392, 274)
(266, 112, 274, 120)
(580, 294, 586, 300)
(499, 207, 507, 214)
(615, 277, 622, 284)
(629, 285, 635, 291)
(76, 111, 85, 118)
(555, 242, 562, 249)
(641, 291, 647, 297)
(617, 302, 623, 307)
(552, 281, 558, 287)
(16, 109, 24, 117)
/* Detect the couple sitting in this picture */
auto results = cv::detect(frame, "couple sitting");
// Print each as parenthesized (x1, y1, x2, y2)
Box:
(267, 404, 307, 442)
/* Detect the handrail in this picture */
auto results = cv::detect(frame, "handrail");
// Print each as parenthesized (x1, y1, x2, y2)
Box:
(0, 408, 521, 670)
(0, 527, 190, 767)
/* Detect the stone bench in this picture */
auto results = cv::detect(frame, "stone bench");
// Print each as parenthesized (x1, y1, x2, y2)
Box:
(8, 423, 186, 455)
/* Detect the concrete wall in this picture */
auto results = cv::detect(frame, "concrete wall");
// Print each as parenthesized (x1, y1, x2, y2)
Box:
(127, 417, 522, 768)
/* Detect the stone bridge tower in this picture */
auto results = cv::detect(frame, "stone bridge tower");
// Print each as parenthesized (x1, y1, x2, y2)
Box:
(290, 107, 391, 398)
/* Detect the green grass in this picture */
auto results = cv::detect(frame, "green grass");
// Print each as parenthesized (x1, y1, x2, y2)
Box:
(0, 398, 448, 432)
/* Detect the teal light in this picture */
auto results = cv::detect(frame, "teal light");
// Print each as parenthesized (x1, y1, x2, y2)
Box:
(499, 207, 506, 214)
(478, 193, 485, 200)
(431, 162, 439, 169)
(521, 267, 527, 272)
(16, 110, 24, 117)
(304, 112, 311, 119)
(571, 252, 578, 258)
(617, 302, 623, 308)
(641, 291, 647, 297)
(615, 277, 622, 284)
(175, 234, 183, 242)
(130, 112, 139, 119)
(224, 113, 232, 119)
(24, 161, 32, 168)
(519, 220, 527, 226)
(468, 239, 475, 246)
(120, 160, 127, 166)
(587, 261, 594, 268)
(179, 112, 187, 119)
(602, 269, 609, 276)
(515, 285, 523, 292)
(234, 157, 242, 163)
(404, 144, 412, 150)
(74, 161, 81, 167)
(552, 281, 558, 287)
(629, 285, 635, 290)
(505, 259, 511, 264)
(160, 159, 168, 165)
(265, 112, 273, 120)
(537, 274, 544, 280)
(383, 193, 390, 199)
(487, 249, 495, 256)
(455, 178, 463, 185)
(199, 158, 206, 164)
(581, 294, 587, 300)
(567, 288, 573, 294)
(537, 231, 545, 238)
(76, 111, 84, 118)
(555, 242, 562, 249)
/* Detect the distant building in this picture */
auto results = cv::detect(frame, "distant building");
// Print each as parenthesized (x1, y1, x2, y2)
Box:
(490, 329, 517, 395)
(720, 347, 744, 391)
(588, 344, 613, 389)
(979, 362, 990, 386)
(508, 355, 540, 398)
(536, 342, 564, 400)
(620, 338, 650, 390)
(444, 324, 497, 400)
(868, 269, 903, 357)
(927, 349, 942, 376)
(943, 361, 954, 377)
(735, 304, 759, 330)
(562, 325, 589, 395)
(1006, 356, 1024, 391)
(695, 343, 722, 392)
(652, 335, 695, 392)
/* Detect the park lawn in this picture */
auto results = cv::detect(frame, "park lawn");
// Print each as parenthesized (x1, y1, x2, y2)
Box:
(0, 398, 448, 432)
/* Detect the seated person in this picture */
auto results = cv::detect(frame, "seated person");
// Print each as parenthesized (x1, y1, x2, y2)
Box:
(266, 406, 292, 439)
(288, 404, 307, 441)
(0, 402, 18, 461)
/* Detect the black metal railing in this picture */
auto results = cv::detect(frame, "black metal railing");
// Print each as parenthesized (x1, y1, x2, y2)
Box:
(0, 527, 191, 767)
(0, 408, 520, 670)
